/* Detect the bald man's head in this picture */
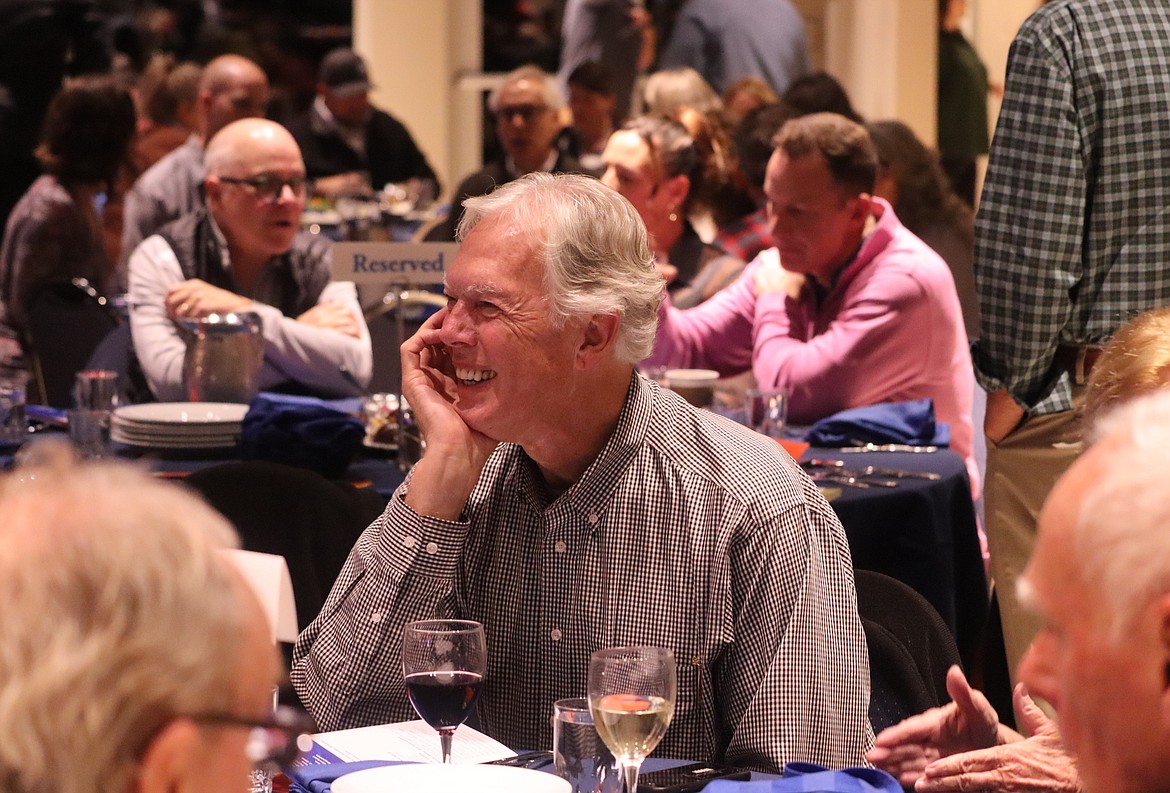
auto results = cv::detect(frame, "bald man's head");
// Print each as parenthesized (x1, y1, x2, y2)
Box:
(198, 54, 269, 141)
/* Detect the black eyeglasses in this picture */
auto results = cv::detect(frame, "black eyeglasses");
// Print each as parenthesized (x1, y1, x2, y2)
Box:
(187, 705, 315, 770)
(219, 174, 308, 204)
(496, 103, 549, 123)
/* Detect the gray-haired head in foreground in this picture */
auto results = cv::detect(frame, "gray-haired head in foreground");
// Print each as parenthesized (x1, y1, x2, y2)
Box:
(0, 457, 246, 793)
(456, 172, 663, 363)
(1036, 388, 1170, 642)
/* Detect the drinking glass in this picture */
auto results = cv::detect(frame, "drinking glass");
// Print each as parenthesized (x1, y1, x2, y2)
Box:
(402, 619, 486, 763)
(553, 698, 621, 793)
(0, 371, 27, 447)
(745, 387, 789, 438)
(587, 646, 676, 793)
(70, 370, 119, 458)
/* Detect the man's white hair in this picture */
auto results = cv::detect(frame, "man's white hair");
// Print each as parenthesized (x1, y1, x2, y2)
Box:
(456, 172, 662, 363)
(0, 458, 247, 793)
(1070, 388, 1170, 641)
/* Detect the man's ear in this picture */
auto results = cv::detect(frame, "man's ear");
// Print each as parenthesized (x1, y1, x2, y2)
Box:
(577, 313, 621, 369)
(203, 176, 222, 203)
(850, 192, 873, 226)
(136, 718, 199, 793)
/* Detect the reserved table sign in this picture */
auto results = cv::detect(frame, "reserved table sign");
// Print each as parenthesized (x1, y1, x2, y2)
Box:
(331, 242, 459, 286)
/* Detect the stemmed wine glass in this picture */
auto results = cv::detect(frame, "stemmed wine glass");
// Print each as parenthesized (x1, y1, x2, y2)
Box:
(587, 646, 677, 793)
(402, 619, 486, 763)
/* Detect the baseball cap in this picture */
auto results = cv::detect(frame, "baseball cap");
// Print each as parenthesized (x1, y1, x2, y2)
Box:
(319, 47, 373, 97)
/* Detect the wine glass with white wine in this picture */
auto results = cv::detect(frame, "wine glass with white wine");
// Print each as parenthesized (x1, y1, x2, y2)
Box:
(402, 619, 486, 763)
(587, 646, 677, 793)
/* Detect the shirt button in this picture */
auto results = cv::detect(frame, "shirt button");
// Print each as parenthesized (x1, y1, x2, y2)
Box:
(554, 540, 568, 554)
(402, 536, 417, 548)
(587, 513, 599, 525)
(371, 612, 383, 624)
(425, 541, 439, 555)
(550, 628, 563, 641)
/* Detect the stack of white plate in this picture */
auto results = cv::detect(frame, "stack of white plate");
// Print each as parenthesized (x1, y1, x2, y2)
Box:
(110, 402, 249, 450)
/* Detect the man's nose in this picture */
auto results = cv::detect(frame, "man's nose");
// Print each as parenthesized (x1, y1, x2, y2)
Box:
(1017, 635, 1060, 710)
(439, 302, 475, 345)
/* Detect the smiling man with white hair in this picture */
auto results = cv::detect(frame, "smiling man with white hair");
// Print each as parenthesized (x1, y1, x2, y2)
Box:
(293, 172, 871, 772)
(127, 117, 371, 401)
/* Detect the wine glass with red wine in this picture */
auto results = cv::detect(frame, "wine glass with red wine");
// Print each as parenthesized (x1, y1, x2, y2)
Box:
(402, 619, 486, 763)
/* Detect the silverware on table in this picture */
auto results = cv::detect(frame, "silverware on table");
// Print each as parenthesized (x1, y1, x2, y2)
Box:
(834, 442, 940, 453)
(804, 459, 942, 481)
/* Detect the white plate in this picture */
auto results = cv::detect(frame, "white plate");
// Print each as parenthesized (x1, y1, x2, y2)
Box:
(111, 430, 240, 449)
(110, 419, 242, 439)
(332, 763, 570, 793)
(113, 402, 249, 425)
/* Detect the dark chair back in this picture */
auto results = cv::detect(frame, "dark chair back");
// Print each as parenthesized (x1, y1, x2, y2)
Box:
(184, 461, 386, 632)
(23, 279, 118, 407)
(856, 570, 962, 732)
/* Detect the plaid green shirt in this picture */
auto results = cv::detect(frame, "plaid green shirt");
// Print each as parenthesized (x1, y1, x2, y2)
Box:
(972, 0, 1170, 415)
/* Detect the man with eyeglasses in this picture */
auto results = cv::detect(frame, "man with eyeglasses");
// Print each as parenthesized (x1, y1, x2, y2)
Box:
(121, 54, 271, 271)
(127, 117, 373, 401)
(424, 65, 585, 242)
(0, 455, 313, 793)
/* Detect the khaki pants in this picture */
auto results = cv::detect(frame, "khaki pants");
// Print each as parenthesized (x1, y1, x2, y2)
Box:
(984, 396, 1084, 681)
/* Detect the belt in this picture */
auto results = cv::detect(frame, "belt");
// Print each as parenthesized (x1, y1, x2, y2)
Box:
(1054, 345, 1104, 385)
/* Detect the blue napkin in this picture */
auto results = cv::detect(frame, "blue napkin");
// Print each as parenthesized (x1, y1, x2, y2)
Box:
(804, 399, 950, 448)
(707, 763, 901, 793)
(287, 760, 403, 793)
(240, 392, 365, 478)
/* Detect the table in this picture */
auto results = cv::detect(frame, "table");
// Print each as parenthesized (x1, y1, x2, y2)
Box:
(8, 423, 985, 664)
(806, 447, 986, 663)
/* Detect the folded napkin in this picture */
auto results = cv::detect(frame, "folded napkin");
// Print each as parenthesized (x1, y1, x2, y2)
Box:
(804, 399, 950, 448)
(707, 763, 901, 793)
(241, 392, 365, 478)
(287, 760, 402, 793)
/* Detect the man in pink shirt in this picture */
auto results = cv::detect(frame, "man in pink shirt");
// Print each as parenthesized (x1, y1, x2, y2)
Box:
(647, 112, 977, 493)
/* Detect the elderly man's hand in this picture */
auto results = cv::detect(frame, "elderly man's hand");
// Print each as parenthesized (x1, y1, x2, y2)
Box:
(297, 302, 362, 338)
(399, 307, 498, 519)
(753, 258, 805, 299)
(867, 666, 1001, 785)
(165, 279, 253, 320)
(911, 685, 1082, 793)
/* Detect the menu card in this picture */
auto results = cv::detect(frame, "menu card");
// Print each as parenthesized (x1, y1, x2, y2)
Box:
(298, 720, 515, 767)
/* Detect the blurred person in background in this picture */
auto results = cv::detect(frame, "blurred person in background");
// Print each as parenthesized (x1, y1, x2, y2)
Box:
(659, 0, 809, 96)
(286, 47, 439, 201)
(781, 72, 864, 124)
(721, 75, 778, 127)
(716, 103, 794, 263)
(558, 0, 651, 124)
(0, 75, 135, 384)
(130, 55, 202, 175)
(601, 115, 744, 308)
(561, 60, 617, 176)
(937, 0, 995, 207)
(424, 65, 584, 242)
(0, 455, 290, 793)
(867, 119, 979, 341)
(0, 0, 110, 235)
(120, 53, 269, 269)
(128, 118, 371, 401)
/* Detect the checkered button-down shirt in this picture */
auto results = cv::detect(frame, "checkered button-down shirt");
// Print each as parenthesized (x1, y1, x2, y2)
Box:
(292, 375, 872, 771)
(972, 0, 1170, 415)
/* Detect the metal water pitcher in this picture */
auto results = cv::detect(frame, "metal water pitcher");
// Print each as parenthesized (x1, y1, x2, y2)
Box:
(181, 311, 264, 403)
